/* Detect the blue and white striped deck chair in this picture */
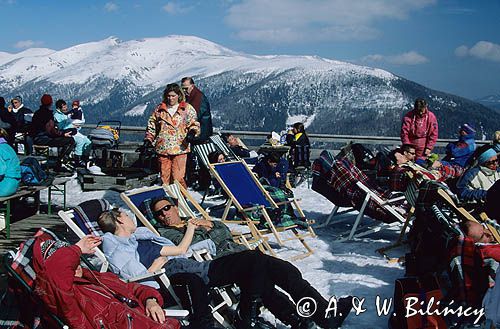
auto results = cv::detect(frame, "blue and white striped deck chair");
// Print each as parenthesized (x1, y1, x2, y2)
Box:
(209, 135, 239, 162)
(192, 142, 225, 204)
(210, 161, 315, 261)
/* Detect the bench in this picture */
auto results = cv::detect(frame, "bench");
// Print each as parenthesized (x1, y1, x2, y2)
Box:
(0, 177, 70, 239)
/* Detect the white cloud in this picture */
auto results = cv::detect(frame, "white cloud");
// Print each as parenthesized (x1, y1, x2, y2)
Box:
(14, 40, 44, 49)
(104, 2, 118, 12)
(162, 2, 191, 14)
(361, 51, 429, 65)
(225, 0, 436, 43)
(455, 41, 500, 62)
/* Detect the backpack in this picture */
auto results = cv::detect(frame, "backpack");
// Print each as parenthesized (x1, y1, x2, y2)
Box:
(89, 126, 118, 148)
(20, 157, 50, 186)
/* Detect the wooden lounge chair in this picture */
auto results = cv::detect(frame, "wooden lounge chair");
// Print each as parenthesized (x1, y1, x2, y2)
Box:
(209, 160, 315, 261)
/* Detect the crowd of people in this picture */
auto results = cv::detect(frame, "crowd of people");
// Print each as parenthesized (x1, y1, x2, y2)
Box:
(2, 82, 500, 329)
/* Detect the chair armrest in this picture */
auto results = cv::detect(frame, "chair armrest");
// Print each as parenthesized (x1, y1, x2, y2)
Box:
(165, 309, 189, 318)
(126, 269, 166, 283)
(275, 198, 302, 206)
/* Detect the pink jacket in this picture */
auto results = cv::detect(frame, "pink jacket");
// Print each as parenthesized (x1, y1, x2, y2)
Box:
(400, 109, 438, 158)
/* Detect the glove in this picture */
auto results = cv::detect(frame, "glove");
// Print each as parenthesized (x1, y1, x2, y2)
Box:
(185, 130, 197, 143)
(137, 139, 153, 153)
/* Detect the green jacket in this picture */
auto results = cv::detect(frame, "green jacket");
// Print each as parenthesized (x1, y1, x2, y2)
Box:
(155, 220, 247, 258)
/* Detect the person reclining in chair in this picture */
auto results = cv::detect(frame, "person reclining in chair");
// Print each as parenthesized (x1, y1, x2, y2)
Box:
(98, 206, 353, 329)
(32, 234, 180, 329)
(150, 196, 248, 258)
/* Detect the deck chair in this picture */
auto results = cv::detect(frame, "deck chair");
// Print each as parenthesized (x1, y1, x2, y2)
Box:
(209, 134, 239, 162)
(4, 227, 69, 328)
(57, 202, 188, 315)
(192, 142, 225, 204)
(120, 184, 238, 328)
(436, 186, 500, 243)
(210, 160, 315, 261)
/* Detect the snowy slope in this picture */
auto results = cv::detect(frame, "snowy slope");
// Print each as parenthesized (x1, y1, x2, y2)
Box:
(41, 178, 405, 328)
(0, 35, 394, 89)
(1, 35, 498, 138)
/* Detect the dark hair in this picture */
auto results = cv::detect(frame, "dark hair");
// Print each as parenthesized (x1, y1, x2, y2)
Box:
(181, 77, 195, 85)
(162, 83, 185, 103)
(414, 98, 427, 110)
(293, 122, 305, 134)
(221, 133, 231, 143)
(149, 196, 178, 214)
(401, 144, 416, 153)
(266, 153, 281, 164)
(55, 99, 66, 109)
(208, 151, 224, 164)
(0, 97, 5, 108)
(97, 208, 121, 233)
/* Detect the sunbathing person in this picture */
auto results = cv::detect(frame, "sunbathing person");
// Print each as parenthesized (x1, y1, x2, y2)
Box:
(150, 195, 248, 258)
(457, 148, 500, 203)
(98, 207, 353, 329)
(32, 234, 180, 329)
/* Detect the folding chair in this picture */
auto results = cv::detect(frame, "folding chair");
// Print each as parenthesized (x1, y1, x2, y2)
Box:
(120, 185, 238, 328)
(57, 205, 187, 314)
(4, 227, 69, 328)
(192, 142, 225, 204)
(209, 134, 239, 161)
(210, 161, 315, 261)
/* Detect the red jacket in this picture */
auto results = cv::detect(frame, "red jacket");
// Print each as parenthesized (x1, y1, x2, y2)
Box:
(32, 242, 180, 329)
(400, 109, 438, 158)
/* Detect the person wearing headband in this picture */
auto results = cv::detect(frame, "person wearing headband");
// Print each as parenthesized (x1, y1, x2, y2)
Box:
(457, 148, 500, 202)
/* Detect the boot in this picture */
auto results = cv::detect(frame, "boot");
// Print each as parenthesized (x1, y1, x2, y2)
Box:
(73, 155, 86, 168)
(280, 312, 317, 329)
(324, 296, 353, 329)
(235, 298, 275, 329)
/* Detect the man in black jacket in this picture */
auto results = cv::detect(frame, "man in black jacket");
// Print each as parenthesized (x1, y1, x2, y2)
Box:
(181, 77, 214, 189)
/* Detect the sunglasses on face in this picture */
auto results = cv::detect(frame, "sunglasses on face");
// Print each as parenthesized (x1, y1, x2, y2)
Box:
(154, 204, 173, 216)
(484, 159, 498, 166)
(113, 293, 139, 308)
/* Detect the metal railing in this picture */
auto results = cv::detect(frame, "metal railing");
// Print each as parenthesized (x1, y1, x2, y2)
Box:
(82, 124, 491, 149)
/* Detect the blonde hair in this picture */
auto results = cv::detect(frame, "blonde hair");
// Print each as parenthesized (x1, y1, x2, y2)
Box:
(493, 131, 500, 143)
(0, 128, 9, 139)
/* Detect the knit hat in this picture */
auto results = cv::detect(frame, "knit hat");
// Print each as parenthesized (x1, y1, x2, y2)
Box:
(460, 123, 476, 135)
(40, 239, 70, 260)
(72, 100, 80, 107)
(478, 148, 497, 165)
(40, 94, 53, 106)
(485, 180, 500, 220)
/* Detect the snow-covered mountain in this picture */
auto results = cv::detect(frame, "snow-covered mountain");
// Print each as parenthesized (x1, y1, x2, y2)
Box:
(476, 94, 500, 113)
(1, 35, 498, 138)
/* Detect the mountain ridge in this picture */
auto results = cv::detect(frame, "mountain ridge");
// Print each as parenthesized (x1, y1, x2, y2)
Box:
(1, 35, 498, 139)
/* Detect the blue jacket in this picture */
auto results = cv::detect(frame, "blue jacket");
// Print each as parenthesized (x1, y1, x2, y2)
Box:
(444, 134, 476, 167)
(0, 138, 21, 180)
(102, 227, 216, 288)
(457, 166, 500, 202)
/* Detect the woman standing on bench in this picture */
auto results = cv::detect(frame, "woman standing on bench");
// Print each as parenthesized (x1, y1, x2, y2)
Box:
(0, 128, 21, 197)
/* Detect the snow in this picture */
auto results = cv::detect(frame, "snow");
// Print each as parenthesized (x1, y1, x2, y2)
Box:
(125, 104, 148, 117)
(41, 176, 405, 328)
(0, 35, 396, 89)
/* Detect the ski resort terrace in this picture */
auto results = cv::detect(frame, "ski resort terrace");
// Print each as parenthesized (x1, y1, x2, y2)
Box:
(0, 127, 494, 328)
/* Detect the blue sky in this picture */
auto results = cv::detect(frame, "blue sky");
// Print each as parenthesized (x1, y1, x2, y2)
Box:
(1, 0, 499, 100)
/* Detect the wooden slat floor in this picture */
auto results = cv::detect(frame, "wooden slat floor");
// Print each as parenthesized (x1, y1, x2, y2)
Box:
(0, 213, 70, 293)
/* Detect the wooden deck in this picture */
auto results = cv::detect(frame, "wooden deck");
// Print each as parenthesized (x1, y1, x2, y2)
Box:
(0, 213, 70, 292)
(0, 213, 68, 255)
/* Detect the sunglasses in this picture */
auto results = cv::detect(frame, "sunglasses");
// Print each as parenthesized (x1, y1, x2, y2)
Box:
(484, 159, 498, 166)
(113, 293, 139, 308)
(154, 204, 173, 216)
